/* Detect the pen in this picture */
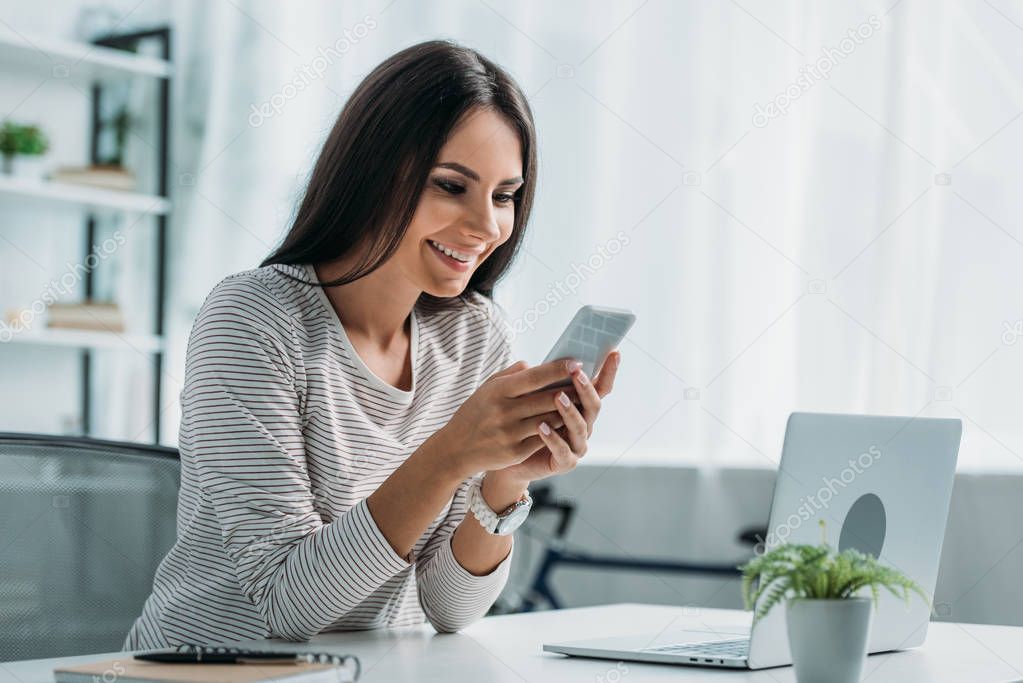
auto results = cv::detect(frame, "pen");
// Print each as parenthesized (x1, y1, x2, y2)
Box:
(134, 651, 301, 664)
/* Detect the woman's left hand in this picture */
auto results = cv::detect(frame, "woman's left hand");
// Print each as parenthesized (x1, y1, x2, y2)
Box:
(486, 351, 621, 491)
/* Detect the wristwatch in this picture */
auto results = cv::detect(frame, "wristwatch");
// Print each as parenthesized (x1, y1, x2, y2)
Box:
(467, 475, 532, 536)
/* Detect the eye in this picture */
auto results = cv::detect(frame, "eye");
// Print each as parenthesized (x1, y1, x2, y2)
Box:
(432, 177, 465, 195)
(494, 192, 517, 205)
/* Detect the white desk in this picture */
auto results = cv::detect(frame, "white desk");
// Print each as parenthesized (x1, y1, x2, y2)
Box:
(4, 604, 1022, 682)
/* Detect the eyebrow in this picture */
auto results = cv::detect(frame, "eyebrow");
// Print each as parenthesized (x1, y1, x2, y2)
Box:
(436, 162, 523, 187)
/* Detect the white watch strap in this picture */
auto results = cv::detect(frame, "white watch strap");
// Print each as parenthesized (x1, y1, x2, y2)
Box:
(467, 476, 530, 535)
(468, 478, 500, 534)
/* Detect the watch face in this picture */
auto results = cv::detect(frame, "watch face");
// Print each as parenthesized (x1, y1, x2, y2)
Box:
(495, 503, 531, 535)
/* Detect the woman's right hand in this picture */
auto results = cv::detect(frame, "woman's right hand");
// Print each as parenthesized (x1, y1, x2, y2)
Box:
(436, 359, 582, 478)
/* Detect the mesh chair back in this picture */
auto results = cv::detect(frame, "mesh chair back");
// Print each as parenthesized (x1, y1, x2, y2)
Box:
(0, 433, 179, 661)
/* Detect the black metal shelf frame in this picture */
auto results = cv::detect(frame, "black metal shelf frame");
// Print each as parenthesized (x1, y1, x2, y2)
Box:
(80, 28, 171, 443)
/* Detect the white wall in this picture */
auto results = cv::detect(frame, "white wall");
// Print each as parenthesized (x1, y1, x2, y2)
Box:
(4, 1, 1021, 469)
(510, 465, 1023, 627)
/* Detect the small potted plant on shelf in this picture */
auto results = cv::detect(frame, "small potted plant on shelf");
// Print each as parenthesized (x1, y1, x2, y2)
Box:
(740, 520, 928, 683)
(0, 122, 50, 179)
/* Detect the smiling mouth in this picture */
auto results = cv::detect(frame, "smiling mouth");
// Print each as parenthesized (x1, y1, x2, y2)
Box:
(428, 239, 476, 263)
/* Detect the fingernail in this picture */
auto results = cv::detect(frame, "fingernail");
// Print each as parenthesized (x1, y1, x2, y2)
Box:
(539, 421, 551, 435)
(574, 368, 589, 385)
(568, 360, 582, 372)
(557, 392, 571, 407)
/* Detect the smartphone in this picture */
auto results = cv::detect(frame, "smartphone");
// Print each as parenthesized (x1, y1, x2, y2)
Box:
(540, 305, 636, 389)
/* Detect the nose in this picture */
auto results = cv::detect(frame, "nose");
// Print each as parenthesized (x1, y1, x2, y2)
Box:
(463, 195, 503, 244)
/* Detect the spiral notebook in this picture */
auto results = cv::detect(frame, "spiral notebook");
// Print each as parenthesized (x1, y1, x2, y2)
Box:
(54, 645, 360, 683)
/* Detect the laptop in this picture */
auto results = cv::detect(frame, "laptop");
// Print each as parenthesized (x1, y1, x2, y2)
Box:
(543, 412, 962, 670)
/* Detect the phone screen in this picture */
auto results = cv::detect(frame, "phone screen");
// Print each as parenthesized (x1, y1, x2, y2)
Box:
(541, 305, 636, 386)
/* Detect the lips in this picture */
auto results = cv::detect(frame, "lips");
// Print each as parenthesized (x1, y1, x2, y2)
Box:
(427, 239, 477, 273)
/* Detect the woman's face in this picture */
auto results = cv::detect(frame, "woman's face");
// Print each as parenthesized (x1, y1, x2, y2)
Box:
(393, 107, 524, 298)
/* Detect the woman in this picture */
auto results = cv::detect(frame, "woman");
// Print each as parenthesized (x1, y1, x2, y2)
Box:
(125, 40, 620, 648)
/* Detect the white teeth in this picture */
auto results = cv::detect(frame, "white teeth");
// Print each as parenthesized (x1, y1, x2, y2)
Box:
(429, 240, 472, 262)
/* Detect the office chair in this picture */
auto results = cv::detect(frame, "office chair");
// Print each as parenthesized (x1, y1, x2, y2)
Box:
(0, 433, 179, 662)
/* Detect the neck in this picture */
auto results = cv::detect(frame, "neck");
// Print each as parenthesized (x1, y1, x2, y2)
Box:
(314, 259, 421, 348)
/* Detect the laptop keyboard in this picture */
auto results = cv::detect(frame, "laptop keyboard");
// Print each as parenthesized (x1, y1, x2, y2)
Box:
(643, 637, 750, 659)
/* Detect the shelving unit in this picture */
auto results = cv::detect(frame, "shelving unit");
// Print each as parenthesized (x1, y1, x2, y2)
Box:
(0, 26, 172, 81)
(0, 27, 172, 443)
(4, 328, 165, 353)
(0, 175, 170, 214)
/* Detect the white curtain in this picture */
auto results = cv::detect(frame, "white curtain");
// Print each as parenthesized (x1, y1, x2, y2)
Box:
(160, 0, 1023, 472)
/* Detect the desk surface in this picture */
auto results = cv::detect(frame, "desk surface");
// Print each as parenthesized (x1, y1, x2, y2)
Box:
(4, 604, 1023, 682)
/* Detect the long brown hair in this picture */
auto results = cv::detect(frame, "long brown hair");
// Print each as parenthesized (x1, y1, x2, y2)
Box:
(261, 40, 537, 300)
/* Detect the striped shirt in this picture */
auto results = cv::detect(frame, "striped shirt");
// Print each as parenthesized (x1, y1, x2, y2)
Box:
(124, 263, 515, 648)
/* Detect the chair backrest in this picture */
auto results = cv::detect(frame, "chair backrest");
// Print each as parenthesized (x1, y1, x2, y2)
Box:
(0, 433, 179, 662)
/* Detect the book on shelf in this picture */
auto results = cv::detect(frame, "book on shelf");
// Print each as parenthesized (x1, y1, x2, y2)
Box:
(3, 308, 30, 332)
(49, 164, 137, 191)
(46, 301, 125, 333)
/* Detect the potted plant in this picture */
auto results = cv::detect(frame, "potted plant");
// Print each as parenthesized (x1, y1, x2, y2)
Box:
(740, 521, 928, 683)
(0, 122, 50, 179)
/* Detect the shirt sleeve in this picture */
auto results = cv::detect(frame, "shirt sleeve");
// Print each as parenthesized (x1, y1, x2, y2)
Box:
(414, 475, 514, 633)
(182, 276, 411, 641)
(413, 294, 517, 633)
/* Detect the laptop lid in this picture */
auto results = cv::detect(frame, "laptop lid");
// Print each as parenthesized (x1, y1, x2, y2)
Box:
(747, 412, 961, 669)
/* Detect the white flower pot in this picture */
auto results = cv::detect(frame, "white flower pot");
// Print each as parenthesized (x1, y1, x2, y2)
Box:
(3, 154, 47, 180)
(786, 597, 872, 683)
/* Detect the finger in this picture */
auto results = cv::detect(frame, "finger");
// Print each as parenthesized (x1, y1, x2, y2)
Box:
(569, 366, 602, 432)
(509, 410, 565, 441)
(537, 421, 577, 471)
(513, 434, 545, 459)
(538, 411, 566, 432)
(507, 386, 581, 419)
(593, 351, 621, 398)
(553, 391, 588, 456)
(489, 360, 529, 381)
(499, 358, 580, 397)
